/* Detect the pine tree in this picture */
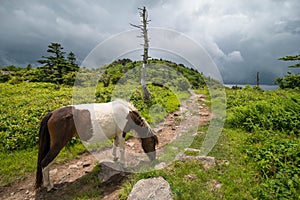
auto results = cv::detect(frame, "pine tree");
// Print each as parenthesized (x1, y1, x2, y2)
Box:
(38, 43, 79, 84)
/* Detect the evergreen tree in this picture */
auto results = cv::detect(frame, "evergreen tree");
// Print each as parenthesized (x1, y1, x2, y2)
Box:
(278, 55, 300, 68)
(67, 51, 79, 72)
(38, 42, 79, 84)
(276, 54, 300, 89)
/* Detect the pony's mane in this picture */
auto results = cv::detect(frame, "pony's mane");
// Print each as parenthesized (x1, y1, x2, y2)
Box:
(113, 98, 151, 130)
(129, 110, 147, 127)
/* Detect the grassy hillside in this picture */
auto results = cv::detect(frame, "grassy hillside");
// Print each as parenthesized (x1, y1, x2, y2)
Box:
(0, 60, 299, 199)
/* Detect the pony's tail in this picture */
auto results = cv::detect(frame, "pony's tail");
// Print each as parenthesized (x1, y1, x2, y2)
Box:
(35, 112, 52, 189)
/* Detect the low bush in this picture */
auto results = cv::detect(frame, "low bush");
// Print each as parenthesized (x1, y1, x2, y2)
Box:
(226, 87, 300, 199)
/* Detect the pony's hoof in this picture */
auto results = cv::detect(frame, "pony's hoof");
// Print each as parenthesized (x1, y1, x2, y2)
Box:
(46, 185, 57, 192)
(113, 157, 119, 162)
(120, 162, 126, 169)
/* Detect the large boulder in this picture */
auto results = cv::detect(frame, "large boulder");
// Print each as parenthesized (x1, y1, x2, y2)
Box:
(127, 176, 173, 200)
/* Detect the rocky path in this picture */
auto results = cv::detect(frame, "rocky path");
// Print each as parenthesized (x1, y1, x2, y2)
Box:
(0, 93, 211, 200)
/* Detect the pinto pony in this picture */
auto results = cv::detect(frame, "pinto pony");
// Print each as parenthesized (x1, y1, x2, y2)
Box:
(35, 99, 158, 191)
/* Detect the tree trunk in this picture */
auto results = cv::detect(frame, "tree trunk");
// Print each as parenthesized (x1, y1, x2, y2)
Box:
(131, 7, 151, 100)
(141, 7, 151, 100)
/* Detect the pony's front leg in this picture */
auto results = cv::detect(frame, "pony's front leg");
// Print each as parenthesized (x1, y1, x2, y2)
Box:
(112, 136, 118, 161)
(119, 136, 125, 166)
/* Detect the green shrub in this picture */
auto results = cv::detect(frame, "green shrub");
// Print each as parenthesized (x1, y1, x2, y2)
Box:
(0, 82, 72, 152)
(226, 87, 300, 199)
(226, 89, 300, 134)
(245, 131, 300, 199)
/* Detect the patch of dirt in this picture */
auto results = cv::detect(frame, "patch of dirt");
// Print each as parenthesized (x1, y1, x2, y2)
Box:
(0, 93, 212, 200)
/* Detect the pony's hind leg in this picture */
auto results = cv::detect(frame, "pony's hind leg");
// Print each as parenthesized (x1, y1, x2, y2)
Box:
(42, 162, 54, 191)
(41, 144, 63, 191)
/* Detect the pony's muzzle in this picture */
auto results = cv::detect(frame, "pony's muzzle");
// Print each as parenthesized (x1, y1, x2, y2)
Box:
(147, 151, 156, 161)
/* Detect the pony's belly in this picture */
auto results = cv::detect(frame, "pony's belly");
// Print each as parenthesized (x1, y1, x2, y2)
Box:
(74, 102, 129, 143)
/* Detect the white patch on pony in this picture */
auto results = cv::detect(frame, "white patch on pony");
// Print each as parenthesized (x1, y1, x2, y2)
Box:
(74, 99, 138, 163)
(42, 162, 54, 192)
(74, 99, 138, 143)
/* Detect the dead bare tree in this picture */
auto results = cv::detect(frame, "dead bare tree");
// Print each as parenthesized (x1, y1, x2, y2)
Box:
(256, 72, 260, 87)
(130, 6, 151, 100)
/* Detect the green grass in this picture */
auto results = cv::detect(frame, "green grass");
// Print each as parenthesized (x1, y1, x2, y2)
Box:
(0, 148, 38, 186)
(119, 128, 259, 200)
(0, 143, 86, 187)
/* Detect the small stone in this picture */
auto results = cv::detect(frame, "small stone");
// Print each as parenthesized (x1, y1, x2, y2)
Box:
(210, 179, 222, 190)
(223, 160, 230, 165)
(198, 94, 206, 98)
(215, 183, 222, 189)
(184, 148, 201, 153)
(77, 161, 83, 166)
(83, 162, 91, 168)
(171, 146, 178, 150)
(49, 168, 58, 175)
(126, 142, 135, 147)
(184, 174, 197, 180)
(192, 132, 205, 136)
(154, 127, 163, 133)
(155, 162, 167, 170)
(69, 164, 79, 169)
(200, 113, 209, 116)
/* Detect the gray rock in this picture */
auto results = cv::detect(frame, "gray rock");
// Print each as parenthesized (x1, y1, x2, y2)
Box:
(98, 161, 125, 183)
(176, 152, 216, 168)
(127, 176, 173, 200)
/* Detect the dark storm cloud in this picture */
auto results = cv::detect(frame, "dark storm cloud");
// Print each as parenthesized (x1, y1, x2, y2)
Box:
(0, 0, 299, 84)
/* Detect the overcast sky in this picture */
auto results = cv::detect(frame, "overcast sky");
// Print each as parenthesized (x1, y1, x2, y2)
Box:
(0, 0, 299, 84)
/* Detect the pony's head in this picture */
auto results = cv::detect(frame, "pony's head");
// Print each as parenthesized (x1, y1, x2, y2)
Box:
(73, 108, 93, 141)
(124, 110, 158, 161)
